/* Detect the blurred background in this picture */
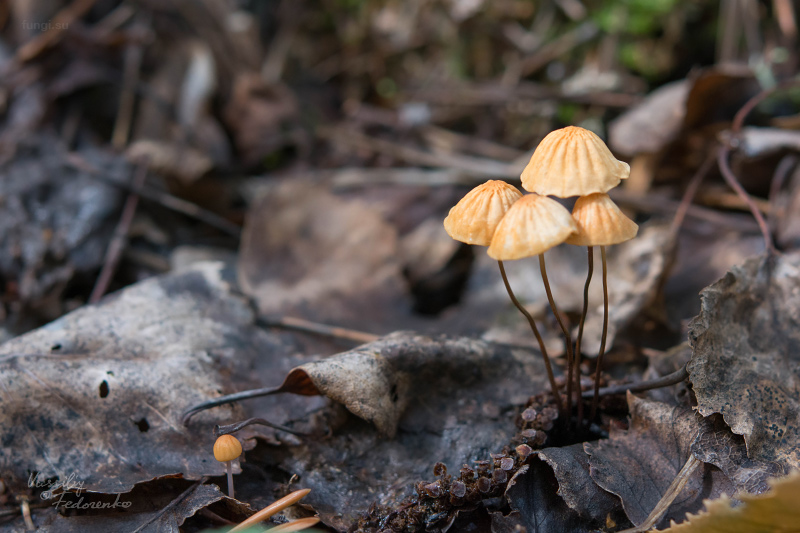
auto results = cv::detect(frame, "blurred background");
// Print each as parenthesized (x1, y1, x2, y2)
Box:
(0, 0, 798, 342)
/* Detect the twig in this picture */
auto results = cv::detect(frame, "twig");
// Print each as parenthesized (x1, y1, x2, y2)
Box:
(112, 31, 144, 149)
(717, 146, 775, 254)
(581, 365, 689, 399)
(89, 160, 148, 303)
(131, 477, 208, 533)
(519, 21, 599, 76)
(181, 386, 285, 426)
(269, 517, 321, 532)
(668, 152, 717, 240)
(65, 153, 241, 237)
(229, 489, 311, 533)
(619, 455, 701, 532)
(215, 417, 307, 438)
(15, 0, 100, 63)
(319, 126, 520, 178)
(21, 500, 34, 531)
(258, 316, 379, 344)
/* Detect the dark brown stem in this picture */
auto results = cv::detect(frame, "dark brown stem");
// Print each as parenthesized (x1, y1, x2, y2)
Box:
(538, 254, 574, 422)
(498, 261, 564, 415)
(574, 246, 593, 426)
(717, 145, 775, 255)
(590, 246, 609, 421)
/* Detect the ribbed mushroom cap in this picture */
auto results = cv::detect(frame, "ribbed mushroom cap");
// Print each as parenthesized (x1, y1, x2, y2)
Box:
(444, 180, 523, 246)
(566, 193, 638, 246)
(488, 194, 577, 260)
(521, 126, 630, 198)
(213, 434, 243, 462)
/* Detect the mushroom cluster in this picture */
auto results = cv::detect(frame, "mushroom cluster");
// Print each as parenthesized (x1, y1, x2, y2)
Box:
(444, 126, 637, 426)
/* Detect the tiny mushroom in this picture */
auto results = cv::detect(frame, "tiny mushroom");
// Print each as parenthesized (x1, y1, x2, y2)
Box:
(487, 193, 578, 415)
(520, 125, 631, 426)
(213, 434, 242, 499)
(566, 192, 637, 420)
(444, 180, 564, 414)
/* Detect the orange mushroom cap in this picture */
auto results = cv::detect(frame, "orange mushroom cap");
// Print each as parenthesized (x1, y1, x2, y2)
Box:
(213, 434, 242, 462)
(565, 193, 638, 246)
(444, 180, 523, 246)
(487, 194, 577, 260)
(521, 126, 630, 198)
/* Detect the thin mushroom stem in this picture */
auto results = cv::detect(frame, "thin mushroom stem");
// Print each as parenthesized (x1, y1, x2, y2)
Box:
(574, 246, 594, 427)
(498, 261, 564, 415)
(226, 461, 234, 499)
(590, 246, 609, 422)
(538, 253, 575, 422)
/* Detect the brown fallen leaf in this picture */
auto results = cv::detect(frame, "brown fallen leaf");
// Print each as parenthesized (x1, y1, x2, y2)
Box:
(238, 180, 410, 332)
(688, 251, 800, 471)
(585, 394, 725, 528)
(250, 331, 552, 529)
(492, 462, 586, 533)
(609, 79, 690, 157)
(535, 444, 621, 524)
(690, 414, 784, 495)
(660, 470, 800, 533)
(276, 331, 549, 438)
(29, 481, 237, 533)
(0, 262, 302, 494)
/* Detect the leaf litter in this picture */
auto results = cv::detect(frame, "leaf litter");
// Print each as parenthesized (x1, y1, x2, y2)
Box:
(2, 1, 800, 531)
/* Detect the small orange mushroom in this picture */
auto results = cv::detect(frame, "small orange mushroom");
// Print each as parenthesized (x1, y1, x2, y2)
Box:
(213, 434, 242, 499)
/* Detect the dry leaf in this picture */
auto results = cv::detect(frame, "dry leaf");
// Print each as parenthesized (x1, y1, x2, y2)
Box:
(688, 251, 800, 471)
(492, 463, 586, 533)
(535, 444, 621, 523)
(263, 331, 551, 529)
(238, 180, 410, 331)
(277, 331, 549, 438)
(660, 470, 800, 532)
(0, 262, 300, 494)
(609, 80, 689, 157)
(585, 394, 720, 528)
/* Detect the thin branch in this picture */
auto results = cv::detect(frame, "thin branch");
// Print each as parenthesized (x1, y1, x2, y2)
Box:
(65, 153, 241, 237)
(717, 146, 775, 254)
(258, 316, 379, 344)
(582, 365, 689, 398)
(89, 160, 148, 303)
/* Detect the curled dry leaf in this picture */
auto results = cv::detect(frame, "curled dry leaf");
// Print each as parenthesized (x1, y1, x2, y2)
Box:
(0, 262, 300, 494)
(277, 331, 549, 437)
(688, 251, 800, 471)
(268, 331, 550, 529)
(660, 470, 800, 533)
(238, 181, 410, 331)
(690, 414, 784, 496)
(585, 394, 723, 528)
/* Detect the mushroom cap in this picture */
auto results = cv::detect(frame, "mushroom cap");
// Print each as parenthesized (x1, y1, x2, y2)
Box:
(565, 193, 638, 246)
(444, 180, 523, 246)
(521, 126, 630, 198)
(213, 434, 243, 462)
(488, 194, 577, 260)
